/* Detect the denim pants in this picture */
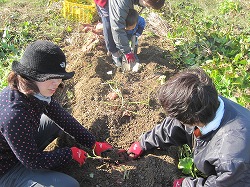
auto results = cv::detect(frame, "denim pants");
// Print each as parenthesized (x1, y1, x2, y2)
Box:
(96, 4, 119, 54)
(0, 114, 79, 187)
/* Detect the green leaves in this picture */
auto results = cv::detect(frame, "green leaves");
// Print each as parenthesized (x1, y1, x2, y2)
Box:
(219, 0, 241, 15)
(178, 157, 194, 176)
(202, 52, 250, 108)
(178, 144, 196, 177)
(164, 0, 249, 108)
(178, 144, 206, 178)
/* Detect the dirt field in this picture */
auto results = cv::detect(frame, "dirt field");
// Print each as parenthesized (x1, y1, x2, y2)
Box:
(50, 23, 183, 186)
(1, 1, 183, 185)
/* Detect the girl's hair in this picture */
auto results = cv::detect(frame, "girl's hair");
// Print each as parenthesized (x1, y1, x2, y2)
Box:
(158, 68, 219, 125)
(145, 0, 165, 10)
(8, 71, 39, 95)
(8, 71, 64, 96)
(126, 9, 139, 28)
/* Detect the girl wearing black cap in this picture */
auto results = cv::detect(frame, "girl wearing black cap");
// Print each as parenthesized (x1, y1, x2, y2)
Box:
(0, 40, 122, 187)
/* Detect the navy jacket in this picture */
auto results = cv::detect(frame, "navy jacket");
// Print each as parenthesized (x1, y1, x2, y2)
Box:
(0, 87, 96, 176)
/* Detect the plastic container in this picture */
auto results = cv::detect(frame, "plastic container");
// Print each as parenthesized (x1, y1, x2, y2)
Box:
(62, 0, 97, 23)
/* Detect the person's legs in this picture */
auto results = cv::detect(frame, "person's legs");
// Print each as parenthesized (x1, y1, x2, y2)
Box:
(96, 4, 122, 66)
(0, 163, 79, 187)
(96, 4, 118, 54)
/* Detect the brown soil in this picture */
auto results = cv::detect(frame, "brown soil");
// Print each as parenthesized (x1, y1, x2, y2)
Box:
(50, 23, 183, 187)
(1, 1, 183, 185)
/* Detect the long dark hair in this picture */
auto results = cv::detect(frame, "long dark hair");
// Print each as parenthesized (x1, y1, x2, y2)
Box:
(158, 68, 219, 125)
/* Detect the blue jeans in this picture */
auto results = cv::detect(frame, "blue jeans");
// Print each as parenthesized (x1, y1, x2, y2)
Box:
(96, 4, 119, 54)
(0, 114, 79, 187)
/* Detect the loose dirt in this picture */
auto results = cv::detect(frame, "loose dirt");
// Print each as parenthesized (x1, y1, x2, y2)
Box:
(50, 22, 183, 187)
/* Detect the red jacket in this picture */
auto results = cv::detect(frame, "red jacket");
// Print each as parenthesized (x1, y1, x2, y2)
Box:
(94, 0, 108, 7)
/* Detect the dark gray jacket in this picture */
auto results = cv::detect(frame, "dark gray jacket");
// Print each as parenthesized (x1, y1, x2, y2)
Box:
(109, 0, 138, 54)
(139, 97, 250, 186)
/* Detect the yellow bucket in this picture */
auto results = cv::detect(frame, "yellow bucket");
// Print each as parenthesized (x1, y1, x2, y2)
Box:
(62, 0, 97, 23)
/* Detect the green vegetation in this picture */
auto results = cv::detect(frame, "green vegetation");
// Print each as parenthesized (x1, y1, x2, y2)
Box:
(178, 144, 207, 178)
(159, 0, 250, 108)
(0, 0, 75, 90)
(178, 144, 197, 177)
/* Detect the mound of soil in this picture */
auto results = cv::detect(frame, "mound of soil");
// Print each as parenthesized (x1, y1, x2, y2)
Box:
(49, 23, 183, 187)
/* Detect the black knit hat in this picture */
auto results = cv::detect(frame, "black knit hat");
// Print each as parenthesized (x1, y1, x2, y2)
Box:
(12, 40, 74, 81)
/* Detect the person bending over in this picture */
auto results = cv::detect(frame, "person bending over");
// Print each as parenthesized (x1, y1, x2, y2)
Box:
(128, 67, 250, 187)
(94, 0, 164, 67)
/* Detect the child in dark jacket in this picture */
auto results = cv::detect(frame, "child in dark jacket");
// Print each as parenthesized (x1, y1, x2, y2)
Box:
(127, 67, 250, 187)
(0, 40, 125, 187)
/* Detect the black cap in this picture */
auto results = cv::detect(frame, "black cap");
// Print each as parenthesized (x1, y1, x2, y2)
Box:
(12, 40, 74, 81)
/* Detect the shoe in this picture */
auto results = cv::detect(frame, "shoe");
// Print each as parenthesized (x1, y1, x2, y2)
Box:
(112, 55, 122, 67)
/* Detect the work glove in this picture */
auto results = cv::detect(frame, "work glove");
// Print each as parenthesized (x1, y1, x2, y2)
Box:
(125, 52, 136, 63)
(93, 141, 113, 156)
(173, 178, 184, 187)
(127, 141, 143, 159)
(71, 147, 87, 166)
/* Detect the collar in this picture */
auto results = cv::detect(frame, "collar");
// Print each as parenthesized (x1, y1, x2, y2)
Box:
(194, 126, 202, 137)
(198, 97, 225, 135)
(33, 93, 51, 104)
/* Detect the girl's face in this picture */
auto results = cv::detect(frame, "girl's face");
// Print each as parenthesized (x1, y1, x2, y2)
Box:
(35, 79, 62, 97)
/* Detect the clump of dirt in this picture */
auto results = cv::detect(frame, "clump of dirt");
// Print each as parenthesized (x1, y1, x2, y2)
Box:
(52, 20, 183, 187)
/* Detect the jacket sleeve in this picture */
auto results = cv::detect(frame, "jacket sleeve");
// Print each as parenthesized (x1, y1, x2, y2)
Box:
(139, 117, 192, 151)
(45, 99, 96, 149)
(109, 0, 133, 54)
(2, 105, 72, 170)
(136, 16, 146, 36)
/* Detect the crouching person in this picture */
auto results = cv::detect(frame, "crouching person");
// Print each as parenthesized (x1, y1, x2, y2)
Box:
(0, 40, 122, 187)
(128, 67, 250, 187)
